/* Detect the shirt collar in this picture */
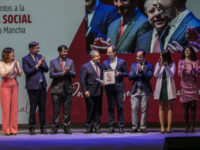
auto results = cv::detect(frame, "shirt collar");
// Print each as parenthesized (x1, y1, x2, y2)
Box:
(110, 56, 117, 63)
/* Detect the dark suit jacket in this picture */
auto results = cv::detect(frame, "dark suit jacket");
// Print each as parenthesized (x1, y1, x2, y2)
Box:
(49, 57, 76, 95)
(103, 57, 128, 92)
(160, 12, 200, 49)
(80, 61, 103, 97)
(128, 61, 153, 95)
(136, 29, 153, 53)
(22, 54, 48, 90)
(86, 2, 119, 52)
(107, 9, 149, 53)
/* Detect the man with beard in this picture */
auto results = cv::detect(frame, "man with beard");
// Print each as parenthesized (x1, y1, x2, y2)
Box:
(91, 0, 149, 53)
(50, 45, 76, 134)
(22, 42, 49, 135)
(86, 0, 119, 53)
(136, 0, 170, 53)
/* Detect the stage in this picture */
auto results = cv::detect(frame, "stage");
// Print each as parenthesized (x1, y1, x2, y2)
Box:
(0, 128, 200, 150)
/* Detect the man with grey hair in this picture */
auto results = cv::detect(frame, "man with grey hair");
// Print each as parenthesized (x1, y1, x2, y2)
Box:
(80, 50, 103, 134)
(155, 0, 200, 52)
(136, 0, 170, 53)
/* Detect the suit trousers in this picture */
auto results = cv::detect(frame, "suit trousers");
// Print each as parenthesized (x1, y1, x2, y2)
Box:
(27, 83, 46, 129)
(85, 96, 102, 130)
(51, 92, 72, 129)
(0, 78, 18, 134)
(131, 88, 149, 130)
(106, 90, 124, 128)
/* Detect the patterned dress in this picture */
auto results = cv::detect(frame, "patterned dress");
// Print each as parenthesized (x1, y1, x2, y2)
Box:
(178, 60, 200, 103)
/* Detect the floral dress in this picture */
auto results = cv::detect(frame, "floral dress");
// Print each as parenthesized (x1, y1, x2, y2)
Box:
(178, 60, 200, 103)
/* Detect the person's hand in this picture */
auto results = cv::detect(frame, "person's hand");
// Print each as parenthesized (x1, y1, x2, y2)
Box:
(62, 67, 70, 75)
(85, 91, 90, 98)
(186, 27, 200, 51)
(115, 70, 120, 77)
(163, 61, 168, 67)
(167, 41, 183, 52)
(90, 37, 110, 53)
(41, 56, 45, 62)
(36, 56, 45, 67)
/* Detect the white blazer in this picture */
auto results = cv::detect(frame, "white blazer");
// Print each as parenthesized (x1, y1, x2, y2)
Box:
(154, 62, 176, 100)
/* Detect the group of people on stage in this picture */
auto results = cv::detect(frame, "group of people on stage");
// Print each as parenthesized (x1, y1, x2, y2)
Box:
(1, 0, 200, 136)
(0, 42, 76, 136)
(0, 42, 200, 136)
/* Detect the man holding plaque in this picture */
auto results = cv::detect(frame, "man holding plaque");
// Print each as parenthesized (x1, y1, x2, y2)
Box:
(80, 50, 103, 134)
(103, 46, 128, 134)
(128, 50, 153, 133)
(49, 45, 76, 134)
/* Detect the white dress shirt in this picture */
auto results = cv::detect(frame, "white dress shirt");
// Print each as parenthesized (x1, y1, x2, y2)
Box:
(110, 56, 117, 70)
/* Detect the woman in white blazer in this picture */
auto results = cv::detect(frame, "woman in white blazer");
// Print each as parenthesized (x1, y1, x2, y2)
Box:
(154, 50, 176, 133)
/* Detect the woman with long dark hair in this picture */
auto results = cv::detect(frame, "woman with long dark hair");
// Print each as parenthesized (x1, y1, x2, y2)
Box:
(0, 47, 22, 135)
(154, 50, 176, 133)
(178, 45, 200, 133)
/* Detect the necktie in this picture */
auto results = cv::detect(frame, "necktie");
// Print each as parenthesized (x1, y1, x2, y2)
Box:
(61, 59, 65, 71)
(117, 20, 125, 44)
(153, 33, 161, 53)
(95, 64, 100, 78)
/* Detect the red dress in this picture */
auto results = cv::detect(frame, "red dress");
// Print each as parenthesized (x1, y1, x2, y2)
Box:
(178, 60, 200, 103)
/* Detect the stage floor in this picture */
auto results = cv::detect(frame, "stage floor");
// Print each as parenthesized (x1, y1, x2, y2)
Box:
(0, 128, 200, 150)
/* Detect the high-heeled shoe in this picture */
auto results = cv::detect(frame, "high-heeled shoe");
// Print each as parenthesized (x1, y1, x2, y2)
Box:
(184, 128, 189, 133)
(190, 128, 195, 133)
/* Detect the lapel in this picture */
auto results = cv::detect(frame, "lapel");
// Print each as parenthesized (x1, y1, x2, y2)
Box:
(168, 12, 193, 44)
(111, 19, 121, 46)
(89, 61, 98, 78)
(56, 57, 63, 72)
(106, 59, 112, 70)
(90, 2, 102, 27)
(116, 11, 139, 48)
(28, 54, 37, 65)
(160, 25, 170, 50)
(116, 57, 121, 70)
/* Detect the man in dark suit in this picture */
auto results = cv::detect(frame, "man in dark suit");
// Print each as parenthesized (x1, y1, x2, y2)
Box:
(128, 50, 153, 133)
(80, 50, 103, 134)
(49, 45, 76, 134)
(91, 0, 149, 53)
(156, 0, 200, 51)
(22, 42, 48, 135)
(86, 0, 119, 53)
(103, 46, 128, 134)
(136, 0, 170, 53)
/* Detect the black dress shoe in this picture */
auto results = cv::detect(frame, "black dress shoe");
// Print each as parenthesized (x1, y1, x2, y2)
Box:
(119, 128, 124, 134)
(95, 128, 101, 134)
(64, 128, 72, 134)
(50, 128, 57, 134)
(41, 128, 48, 134)
(130, 129, 138, 133)
(107, 128, 114, 134)
(85, 128, 93, 134)
(140, 129, 148, 133)
(29, 128, 36, 135)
